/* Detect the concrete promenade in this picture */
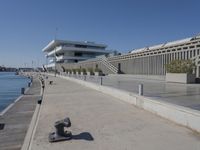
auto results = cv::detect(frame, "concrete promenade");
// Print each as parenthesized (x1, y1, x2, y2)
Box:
(0, 77, 41, 150)
(105, 74, 200, 110)
(64, 74, 200, 110)
(31, 76, 200, 150)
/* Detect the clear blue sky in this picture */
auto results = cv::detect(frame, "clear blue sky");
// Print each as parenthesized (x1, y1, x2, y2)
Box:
(0, 0, 200, 67)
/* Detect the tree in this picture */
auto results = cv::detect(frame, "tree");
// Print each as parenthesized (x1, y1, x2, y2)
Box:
(165, 60, 195, 73)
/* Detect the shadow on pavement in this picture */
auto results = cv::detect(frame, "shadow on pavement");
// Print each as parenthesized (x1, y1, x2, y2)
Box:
(72, 132, 94, 141)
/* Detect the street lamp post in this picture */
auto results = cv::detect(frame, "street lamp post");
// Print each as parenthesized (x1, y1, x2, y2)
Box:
(54, 28, 58, 77)
(45, 56, 48, 74)
(54, 47, 56, 77)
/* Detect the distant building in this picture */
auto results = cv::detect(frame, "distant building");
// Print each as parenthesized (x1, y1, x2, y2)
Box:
(18, 68, 33, 72)
(0, 66, 17, 72)
(58, 35, 200, 77)
(0, 66, 6, 72)
(42, 39, 111, 69)
(119, 35, 200, 76)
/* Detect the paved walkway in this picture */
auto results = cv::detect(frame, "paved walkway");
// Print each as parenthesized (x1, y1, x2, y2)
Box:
(0, 77, 41, 150)
(64, 74, 200, 110)
(31, 76, 200, 150)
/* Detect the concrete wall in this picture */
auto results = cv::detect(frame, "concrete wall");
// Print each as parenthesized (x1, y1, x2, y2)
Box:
(108, 55, 165, 75)
(55, 40, 200, 77)
(57, 61, 112, 75)
(166, 73, 196, 83)
(56, 53, 188, 76)
(109, 74, 166, 81)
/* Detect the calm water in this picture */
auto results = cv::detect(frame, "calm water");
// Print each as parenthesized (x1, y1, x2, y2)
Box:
(0, 72, 30, 112)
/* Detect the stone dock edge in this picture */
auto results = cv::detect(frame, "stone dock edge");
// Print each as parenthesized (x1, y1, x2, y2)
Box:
(0, 95, 23, 116)
(21, 78, 44, 150)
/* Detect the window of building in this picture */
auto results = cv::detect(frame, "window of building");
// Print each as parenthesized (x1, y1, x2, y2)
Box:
(180, 52, 183, 59)
(186, 51, 189, 59)
(87, 46, 103, 49)
(74, 52, 83, 56)
(193, 50, 196, 57)
(75, 44, 87, 48)
(196, 45, 200, 48)
(172, 53, 174, 60)
(183, 51, 186, 59)
(177, 52, 179, 60)
(183, 47, 188, 49)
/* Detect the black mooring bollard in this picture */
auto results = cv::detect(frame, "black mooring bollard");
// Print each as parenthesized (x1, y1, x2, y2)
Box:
(38, 97, 42, 104)
(21, 88, 25, 94)
(49, 117, 72, 142)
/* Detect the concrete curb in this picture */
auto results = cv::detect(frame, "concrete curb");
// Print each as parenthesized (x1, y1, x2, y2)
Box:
(21, 104, 40, 150)
(58, 75, 200, 133)
(21, 78, 43, 150)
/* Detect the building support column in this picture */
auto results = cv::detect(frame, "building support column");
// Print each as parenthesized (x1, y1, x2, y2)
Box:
(197, 66, 200, 77)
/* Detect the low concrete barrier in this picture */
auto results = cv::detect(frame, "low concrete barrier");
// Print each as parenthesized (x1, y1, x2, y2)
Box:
(109, 74, 166, 81)
(58, 74, 200, 133)
(166, 73, 196, 84)
(21, 78, 43, 150)
(21, 104, 40, 150)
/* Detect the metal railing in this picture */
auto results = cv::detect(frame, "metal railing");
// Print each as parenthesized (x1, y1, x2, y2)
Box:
(59, 72, 144, 96)
(99, 56, 118, 74)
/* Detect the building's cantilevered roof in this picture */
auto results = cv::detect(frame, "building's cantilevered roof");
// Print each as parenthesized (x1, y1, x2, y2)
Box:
(164, 38, 192, 47)
(131, 35, 200, 54)
(42, 40, 107, 52)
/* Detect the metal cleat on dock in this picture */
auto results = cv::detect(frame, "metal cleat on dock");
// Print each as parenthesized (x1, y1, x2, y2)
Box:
(37, 97, 42, 104)
(49, 117, 72, 142)
(49, 81, 53, 85)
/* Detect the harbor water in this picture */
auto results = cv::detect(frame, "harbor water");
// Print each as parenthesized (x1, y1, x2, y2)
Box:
(0, 72, 30, 112)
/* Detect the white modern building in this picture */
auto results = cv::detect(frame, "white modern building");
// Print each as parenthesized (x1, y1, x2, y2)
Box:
(42, 39, 111, 69)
